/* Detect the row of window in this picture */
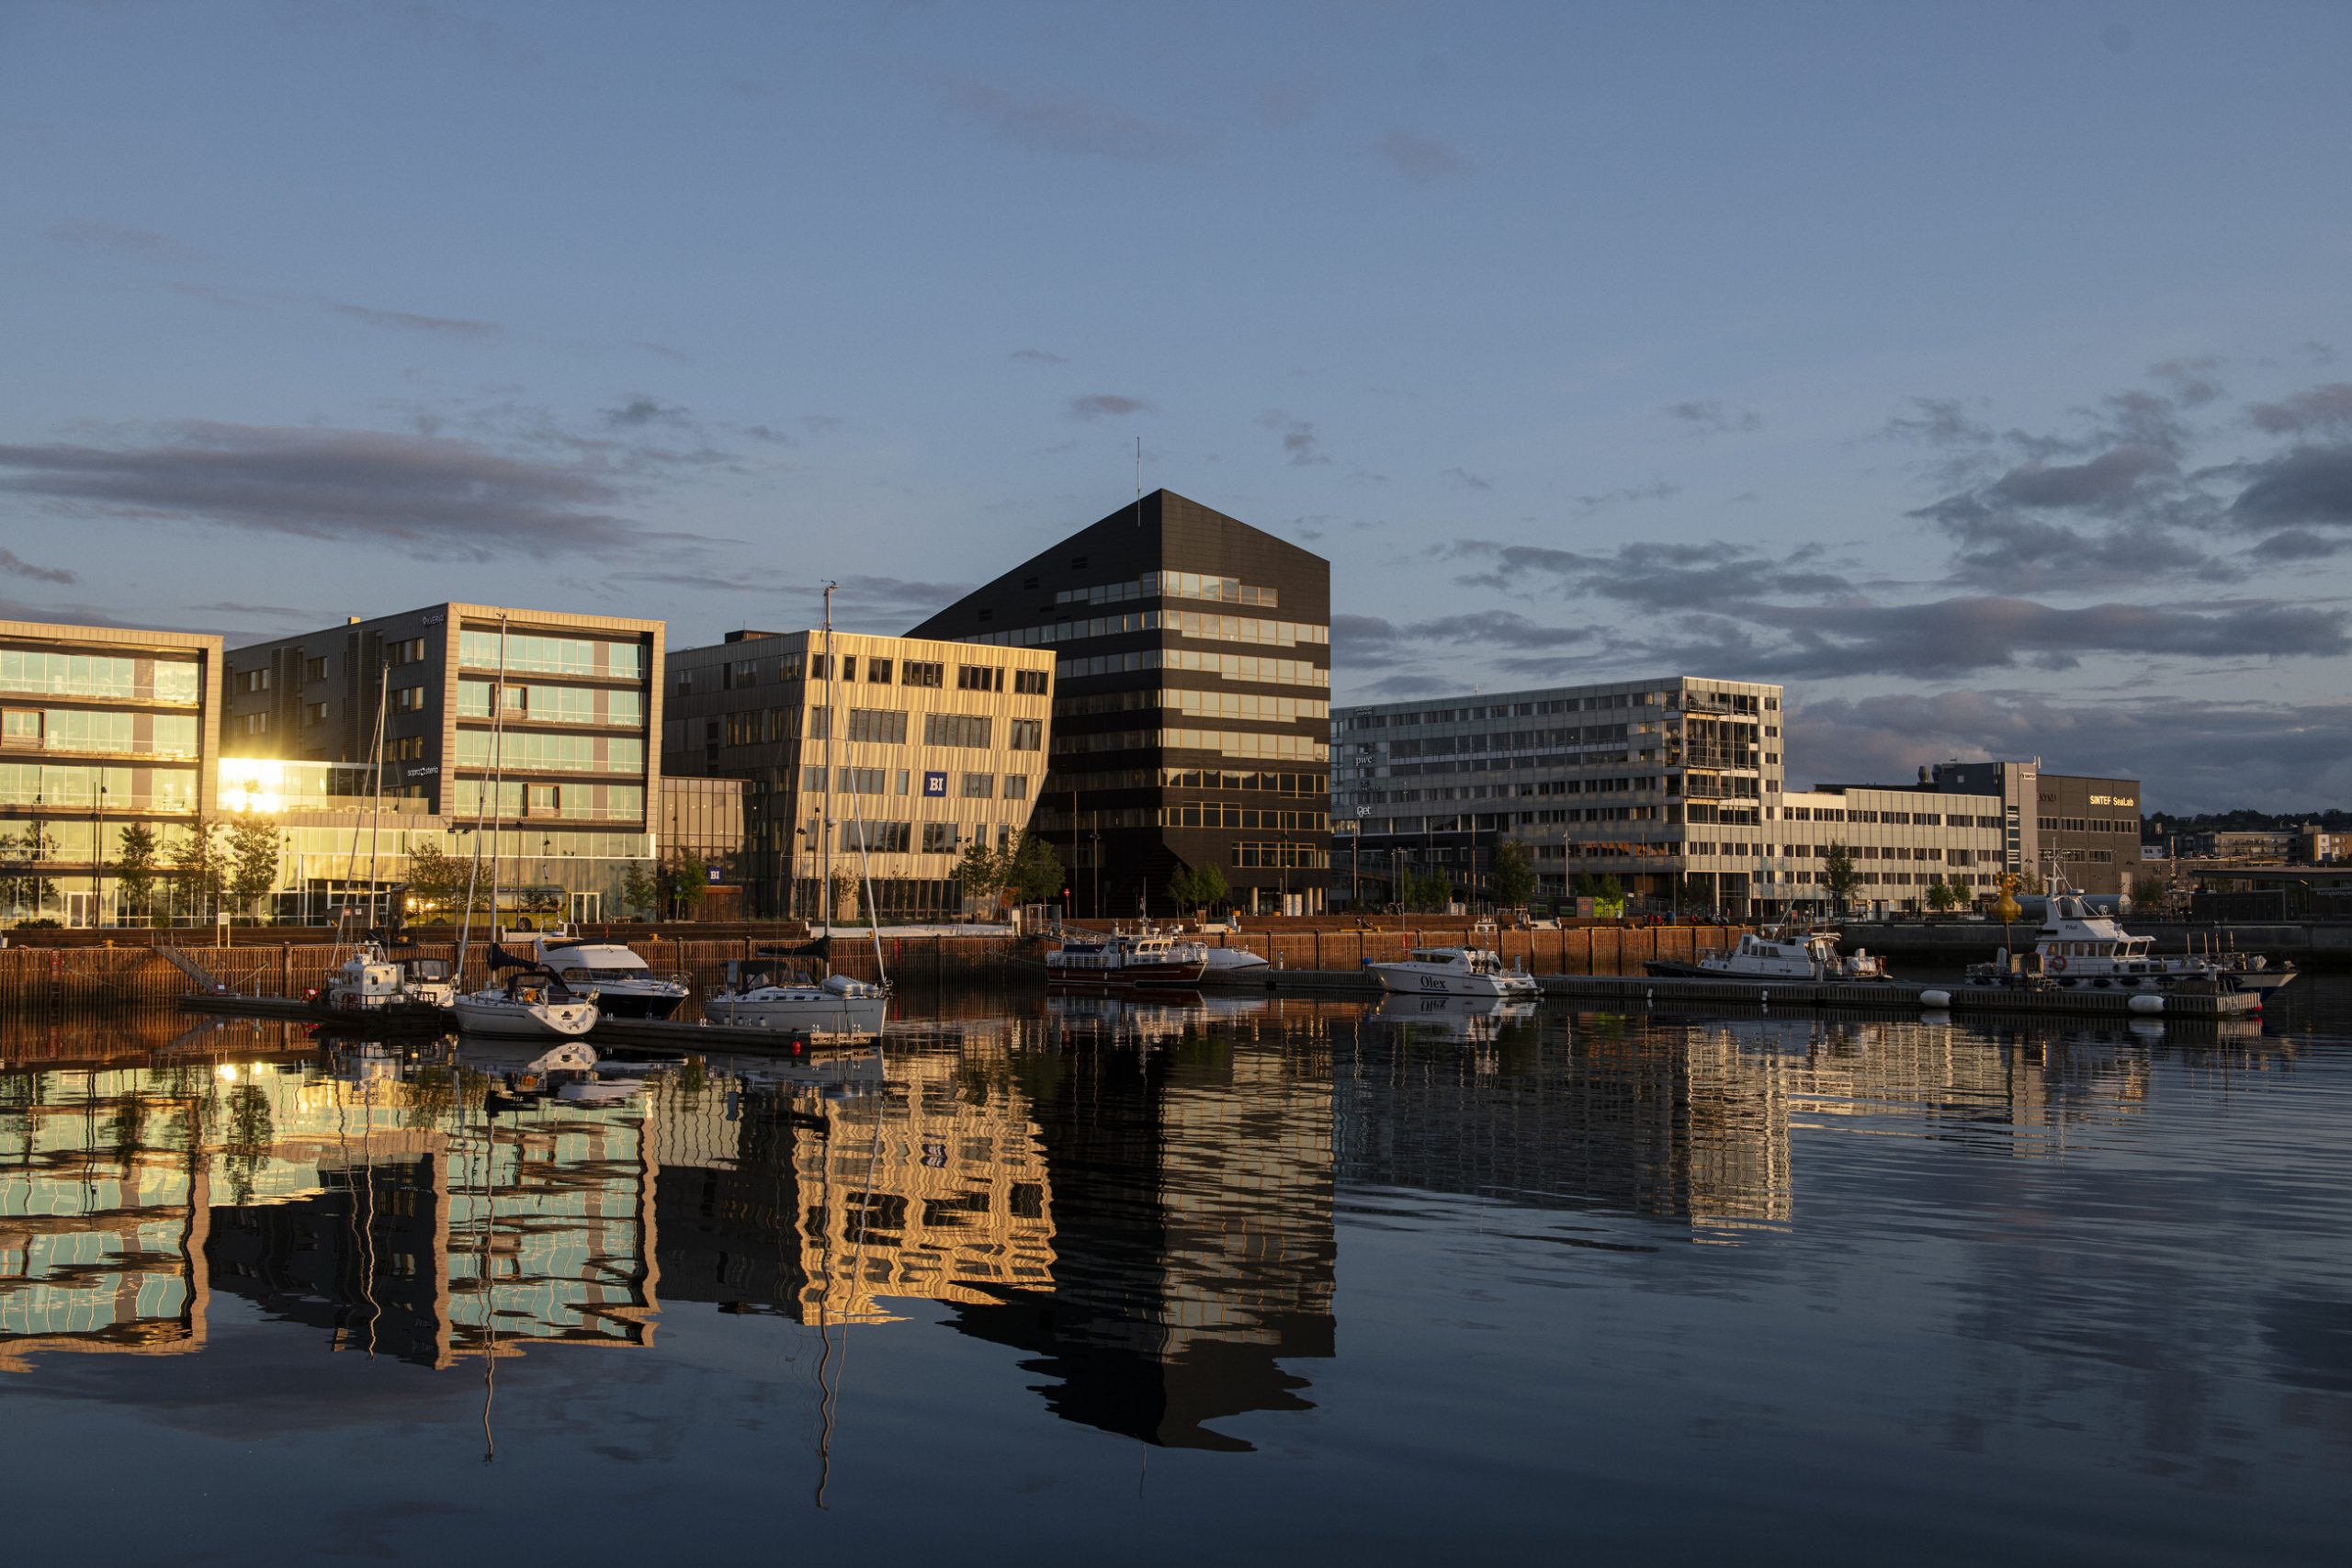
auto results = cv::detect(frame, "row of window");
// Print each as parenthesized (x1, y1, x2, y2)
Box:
(2038, 817, 2140, 835)
(797, 766, 1032, 801)
(1232, 841, 1328, 869)
(972, 610, 1329, 651)
(810, 819, 1019, 856)
(3, 708, 202, 759)
(1050, 727, 1329, 761)
(458, 629, 646, 679)
(1052, 571, 1281, 610)
(453, 781, 647, 821)
(1, 650, 200, 705)
(1159, 806, 1329, 830)
(454, 731, 645, 774)
(1343, 690, 1778, 729)
(458, 680, 644, 726)
(0, 762, 199, 811)
(1057, 648, 1327, 688)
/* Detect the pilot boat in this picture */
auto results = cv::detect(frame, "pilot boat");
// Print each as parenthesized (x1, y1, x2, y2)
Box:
(1968, 885, 2290, 993)
(1364, 947, 1541, 999)
(1046, 931, 1211, 990)
(1645, 928, 1889, 982)
(313, 940, 457, 1031)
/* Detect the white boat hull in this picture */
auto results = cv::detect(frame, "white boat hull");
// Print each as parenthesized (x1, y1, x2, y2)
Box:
(1366, 964, 1541, 999)
(450, 994, 598, 1039)
(704, 992, 889, 1036)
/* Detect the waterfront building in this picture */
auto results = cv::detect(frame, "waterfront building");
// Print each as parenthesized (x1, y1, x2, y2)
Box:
(661, 629, 1056, 919)
(1331, 676, 1783, 914)
(222, 603, 662, 920)
(1874, 760, 2144, 897)
(1765, 784, 2007, 916)
(0, 617, 222, 928)
(909, 491, 1332, 918)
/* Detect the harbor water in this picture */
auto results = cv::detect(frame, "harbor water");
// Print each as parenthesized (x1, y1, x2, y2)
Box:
(3, 980, 2348, 1564)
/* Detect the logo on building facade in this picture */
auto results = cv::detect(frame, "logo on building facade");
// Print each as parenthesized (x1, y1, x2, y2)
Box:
(922, 771, 947, 797)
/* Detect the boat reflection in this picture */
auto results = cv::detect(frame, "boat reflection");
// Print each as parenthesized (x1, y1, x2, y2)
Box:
(1366, 992, 1541, 1045)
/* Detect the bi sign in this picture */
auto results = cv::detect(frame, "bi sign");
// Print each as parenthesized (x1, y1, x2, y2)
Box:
(922, 771, 948, 797)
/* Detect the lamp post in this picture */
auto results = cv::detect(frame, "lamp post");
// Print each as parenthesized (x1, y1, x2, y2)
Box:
(92, 784, 106, 927)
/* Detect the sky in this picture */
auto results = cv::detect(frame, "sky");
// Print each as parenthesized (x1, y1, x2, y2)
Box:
(3, 0, 2349, 814)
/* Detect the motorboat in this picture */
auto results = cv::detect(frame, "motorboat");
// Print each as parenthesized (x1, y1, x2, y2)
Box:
(1645, 928, 1889, 982)
(1046, 931, 1211, 989)
(455, 1036, 602, 1097)
(313, 940, 457, 1031)
(703, 963, 890, 1037)
(509, 928, 688, 1019)
(1197, 944, 1272, 979)
(449, 968, 599, 1039)
(1364, 947, 1541, 999)
(1966, 876, 2290, 994)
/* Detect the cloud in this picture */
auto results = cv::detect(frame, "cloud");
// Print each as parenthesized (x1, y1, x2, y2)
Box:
(2248, 383, 2352, 437)
(741, 424, 795, 446)
(1330, 613, 1406, 669)
(1569, 480, 1679, 515)
(1788, 688, 2352, 814)
(1261, 411, 1328, 466)
(1664, 399, 1760, 437)
(1447, 538, 1851, 611)
(194, 600, 314, 617)
(2249, 528, 2349, 561)
(944, 79, 1190, 161)
(1376, 128, 1469, 185)
(0, 422, 655, 557)
(2150, 356, 2226, 408)
(1439, 466, 1490, 491)
(2230, 445, 2352, 530)
(1930, 512, 2236, 592)
(1069, 393, 1153, 420)
(328, 302, 503, 340)
(0, 547, 76, 584)
(604, 396, 692, 429)
(1009, 348, 1069, 365)
(47, 220, 189, 260)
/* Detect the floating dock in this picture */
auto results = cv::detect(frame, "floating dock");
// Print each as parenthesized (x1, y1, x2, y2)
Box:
(176, 991, 879, 1052)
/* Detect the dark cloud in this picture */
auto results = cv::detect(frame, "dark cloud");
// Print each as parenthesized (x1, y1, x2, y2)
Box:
(741, 424, 795, 446)
(1788, 688, 2352, 814)
(1261, 411, 1328, 466)
(2230, 446, 2352, 529)
(0, 422, 652, 557)
(2249, 528, 2349, 561)
(2150, 356, 2226, 408)
(1570, 480, 1679, 515)
(1447, 538, 1852, 612)
(1009, 348, 1069, 365)
(1665, 400, 1760, 437)
(328, 302, 503, 340)
(1330, 613, 1405, 669)
(1359, 673, 1452, 698)
(1376, 128, 1470, 185)
(1931, 512, 2237, 592)
(604, 396, 692, 429)
(945, 79, 1190, 161)
(0, 547, 76, 584)
(1069, 393, 1153, 420)
(1883, 396, 1996, 450)
(47, 219, 189, 260)
(1439, 466, 1490, 491)
(2247, 383, 2352, 436)
(630, 340, 689, 363)
(1973, 444, 2177, 514)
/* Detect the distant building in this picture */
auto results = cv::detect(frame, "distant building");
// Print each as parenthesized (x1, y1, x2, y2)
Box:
(1, 616, 222, 927)
(662, 629, 1056, 919)
(1331, 677, 1783, 913)
(1769, 784, 2007, 916)
(223, 603, 662, 921)
(2178, 828, 2300, 863)
(908, 491, 1332, 918)
(1885, 761, 2144, 896)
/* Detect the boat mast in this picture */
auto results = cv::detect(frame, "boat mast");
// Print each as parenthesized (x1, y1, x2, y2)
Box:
(455, 613, 509, 984)
(820, 581, 836, 941)
(365, 665, 388, 931)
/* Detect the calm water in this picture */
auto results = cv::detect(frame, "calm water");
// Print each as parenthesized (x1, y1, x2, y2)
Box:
(4, 982, 2349, 1565)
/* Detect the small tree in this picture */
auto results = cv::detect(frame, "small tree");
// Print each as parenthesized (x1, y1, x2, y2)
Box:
(1821, 840, 1862, 914)
(224, 817, 283, 920)
(1488, 840, 1537, 909)
(618, 861, 660, 920)
(1925, 877, 1957, 914)
(407, 841, 480, 920)
(112, 823, 160, 920)
(958, 840, 1009, 913)
(1400, 866, 1452, 913)
(828, 864, 860, 922)
(2130, 872, 2169, 907)
(662, 852, 709, 920)
(174, 816, 226, 921)
(1007, 831, 1066, 905)
(1166, 864, 1200, 913)
(1191, 863, 1228, 914)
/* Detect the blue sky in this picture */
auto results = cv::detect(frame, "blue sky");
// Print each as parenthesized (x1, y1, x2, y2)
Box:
(4, 1, 2348, 811)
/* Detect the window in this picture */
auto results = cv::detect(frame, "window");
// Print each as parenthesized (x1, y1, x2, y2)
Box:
(1014, 668, 1049, 695)
(807, 707, 829, 739)
(896, 769, 910, 795)
(2, 709, 41, 745)
(846, 708, 908, 744)
(390, 735, 426, 762)
(802, 765, 826, 791)
(866, 657, 893, 685)
(839, 656, 858, 682)
(903, 660, 944, 688)
(391, 684, 427, 713)
(962, 773, 994, 798)
(841, 819, 911, 852)
(302, 657, 328, 683)
(236, 668, 270, 694)
(957, 664, 1002, 692)
(238, 712, 269, 735)
(304, 702, 328, 726)
(1003, 774, 1028, 800)
(1008, 717, 1043, 751)
(922, 713, 991, 749)
(389, 637, 427, 666)
(922, 821, 959, 853)
(835, 766, 888, 795)
(808, 655, 830, 681)
(526, 784, 560, 816)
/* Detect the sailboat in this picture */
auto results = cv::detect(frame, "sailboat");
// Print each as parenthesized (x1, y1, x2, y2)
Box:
(448, 615, 603, 1041)
(317, 669, 454, 1029)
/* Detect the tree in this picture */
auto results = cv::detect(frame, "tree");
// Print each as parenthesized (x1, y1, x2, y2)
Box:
(2130, 871, 2169, 908)
(617, 861, 659, 919)
(1191, 862, 1228, 913)
(174, 816, 226, 921)
(1488, 840, 1537, 909)
(224, 817, 283, 920)
(1006, 831, 1065, 904)
(111, 823, 160, 920)
(661, 852, 709, 919)
(1821, 840, 1862, 914)
(958, 840, 1010, 911)
(1925, 877, 1957, 914)
(1399, 866, 1452, 913)
(407, 841, 480, 920)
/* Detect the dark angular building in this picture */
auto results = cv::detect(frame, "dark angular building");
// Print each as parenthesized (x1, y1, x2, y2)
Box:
(908, 491, 1331, 917)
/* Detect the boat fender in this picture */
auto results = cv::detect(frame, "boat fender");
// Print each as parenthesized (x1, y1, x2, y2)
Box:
(2127, 993, 2164, 1016)
(517, 1073, 542, 1090)
(1920, 988, 1952, 1009)
(2050, 955, 2067, 973)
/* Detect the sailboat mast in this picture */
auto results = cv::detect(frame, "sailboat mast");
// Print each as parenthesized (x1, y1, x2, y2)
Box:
(365, 666, 388, 930)
(820, 581, 836, 939)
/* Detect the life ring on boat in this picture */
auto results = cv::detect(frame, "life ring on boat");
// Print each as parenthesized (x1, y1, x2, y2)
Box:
(2050, 955, 2068, 973)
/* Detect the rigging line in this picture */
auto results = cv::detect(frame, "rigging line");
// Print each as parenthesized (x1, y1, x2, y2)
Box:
(479, 1092, 498, 1462)
(818, 1049, 889, 1513)
(366, 665, 389, 931)
(456, 614, 509, 983)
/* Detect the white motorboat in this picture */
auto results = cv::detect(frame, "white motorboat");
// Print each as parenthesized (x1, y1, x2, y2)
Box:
(1046, 931, 1211, 989)
(1645, 928, 1888, 982)
(1364, 947, 1541, 999)
(1967, 886, 2290, 993)
(450, 969, 599, 1039)
(1197, 944, 1272, 979)
(703, 965, 889, 1037)
(511, 928, 689, 1019)
(315, 941, 457, 1030)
